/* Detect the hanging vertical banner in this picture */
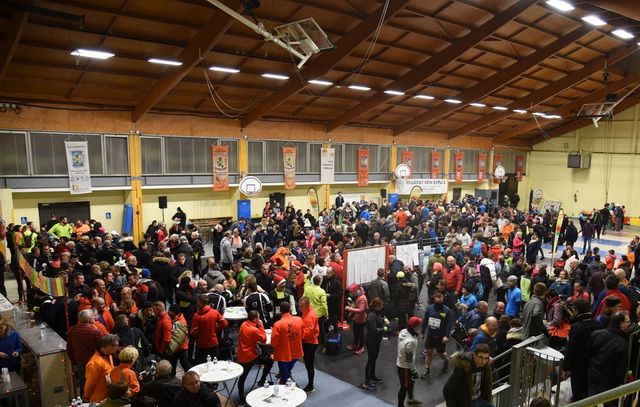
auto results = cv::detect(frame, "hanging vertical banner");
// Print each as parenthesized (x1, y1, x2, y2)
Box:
(320, 147, 335, 184)
(430, 151, 441, 179)
(283, 147, 297, 190)
(516, 155, 525, 182)
(307, 187, 319, 218)
(552, 209, 565, 257)
(478, 153, 487, 183)
(401, 150, 413, 178)
(212, 145, 229, 191)
(358, 149, 370, 186)
(454, 152, 464, 183)
(64, 141, 92, 194)
(493, 153, 503, 184)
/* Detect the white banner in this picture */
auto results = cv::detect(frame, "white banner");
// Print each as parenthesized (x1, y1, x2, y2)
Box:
(395, 243, 419, 269)
(346, 246, 387, 286)
(65, 141, 92, 194)
(320, 147, 335, 184)
(396, 178, 448, 195)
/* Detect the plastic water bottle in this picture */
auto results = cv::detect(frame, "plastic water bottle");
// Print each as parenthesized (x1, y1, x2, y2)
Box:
(263, 381, 269, 395)
(213, 356, 218, 365)
(273, 383, 280, 396)
(40, 324, 46, 339)
(206, 355, 212, 371)
(195, 274, 200, 282)
(285, 378, 292, 393)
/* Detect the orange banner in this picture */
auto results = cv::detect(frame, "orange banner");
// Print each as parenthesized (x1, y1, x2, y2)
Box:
(516, 155, 524, 182)
(401, 150, 413, 178)
(358, 149, 369, 186)
(454, 152, 464, 183)
(212, 145, 229, 191)
(493, 153, 503, 184)
(478, 153, 486, 182)
(283, 147, 296, 190)
(431, 151, 441, 179)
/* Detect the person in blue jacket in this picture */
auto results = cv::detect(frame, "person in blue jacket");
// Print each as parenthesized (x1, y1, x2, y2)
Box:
(420, 292, 452, 378)
(0, 317, 22, 372)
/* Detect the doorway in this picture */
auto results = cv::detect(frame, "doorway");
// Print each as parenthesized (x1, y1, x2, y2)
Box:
(452, 188, 461, 202)
(38, 201, 91, 228)
(498, 176, 519, 206)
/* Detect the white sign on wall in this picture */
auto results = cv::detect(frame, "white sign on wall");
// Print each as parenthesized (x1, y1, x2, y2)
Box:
(320, 147, 335, 184)
(396, 179, 448, 195)
(65, 141, 92, 194)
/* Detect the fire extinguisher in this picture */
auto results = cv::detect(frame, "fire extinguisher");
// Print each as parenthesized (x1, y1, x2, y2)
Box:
(0, 221, 5, 240)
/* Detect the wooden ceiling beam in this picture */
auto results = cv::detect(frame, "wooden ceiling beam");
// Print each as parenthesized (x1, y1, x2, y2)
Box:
(325, 0, 538, 133)
(239, 0, 411, 128)
(454, 44, 640, 141)
(131, 0, 240, 122)
(0, 11, 28, 88)
(393, 23, 593, 137)
(580, 1, 640, 24)
(492, 72, 640, 143)
(527, 91, 640, 146)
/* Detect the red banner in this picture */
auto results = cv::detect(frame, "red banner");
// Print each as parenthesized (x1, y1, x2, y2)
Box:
(516, 155, 524, 182)
(493, 153, 503, 184)
(283, 147, 296, 190)
(212, 145, 229, 191)
(401, 150, 413, 178)
(478, 153, 486, 182)
(358, 149, 369, 186)
(454, 152, 464, 183)
(431, 151, 441, 179)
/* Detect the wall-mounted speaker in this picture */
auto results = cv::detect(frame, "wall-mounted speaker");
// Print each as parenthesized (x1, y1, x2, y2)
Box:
(158, 196, 167, 209)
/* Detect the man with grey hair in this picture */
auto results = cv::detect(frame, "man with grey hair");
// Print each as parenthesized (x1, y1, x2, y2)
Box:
(67, 308, 103, 397)
(139, 360, 182, 407)
(368, 268, 390, 308)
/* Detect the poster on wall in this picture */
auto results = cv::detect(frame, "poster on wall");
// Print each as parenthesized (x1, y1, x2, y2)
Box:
(212, 145, 229, 191)
(493, 153, 503, 184)
(431, 151, 441, 179)
(454, 152, 464, 183)
(283, 147, 296, 189)
(401, 150, 413, 178)
(65, 141, 92, 194)
(320, 147, 335, 184)
(478, 153, 487, 182)
(516, 155, 524, 182)
(396, 179, 448, 195)
(357, 149, 369, 186)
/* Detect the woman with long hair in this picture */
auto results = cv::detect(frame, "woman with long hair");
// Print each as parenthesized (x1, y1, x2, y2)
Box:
(0, 317, 21, 372)
(362, 297, 388, 390)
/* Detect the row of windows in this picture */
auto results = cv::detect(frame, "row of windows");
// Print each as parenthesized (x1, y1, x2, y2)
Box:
(0, 131, 524, 177)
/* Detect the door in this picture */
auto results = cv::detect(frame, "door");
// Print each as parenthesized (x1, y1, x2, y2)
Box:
(38, 201, 91, 228)
(452, 188, 462, 201)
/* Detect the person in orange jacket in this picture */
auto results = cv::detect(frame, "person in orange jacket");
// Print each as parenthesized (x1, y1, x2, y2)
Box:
(92, 297, 115, 333)
(168, 303, 191, 376)
(236, 310, 275, 406)
(271, 301, 303, 384)
(300, 296, 319, 393)
(191, 294, 228, 365)
(84, 334, 118, 403)
(110, 345, 140, 395)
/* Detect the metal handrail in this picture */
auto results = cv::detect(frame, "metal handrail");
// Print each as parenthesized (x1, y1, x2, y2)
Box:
(565, 379, 640, 407)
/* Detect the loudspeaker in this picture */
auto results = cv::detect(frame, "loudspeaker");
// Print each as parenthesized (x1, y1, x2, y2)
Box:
(380, 189, 386, 198)
(158, 196, 167, 209)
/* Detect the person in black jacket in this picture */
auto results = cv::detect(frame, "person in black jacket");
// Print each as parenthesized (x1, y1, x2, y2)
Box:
(586, 310, 630, 406)
(362, 298, 389, 390)
(562, 298, 602, 402)
(139, 360, 182, 407)
(443, 343, 494, 407)
(321, 267, 343, 334)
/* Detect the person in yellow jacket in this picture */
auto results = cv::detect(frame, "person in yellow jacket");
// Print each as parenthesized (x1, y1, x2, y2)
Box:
(49, 216, 73, 239)
(303, 275, 328, 349)
(84, 334, 118, 403)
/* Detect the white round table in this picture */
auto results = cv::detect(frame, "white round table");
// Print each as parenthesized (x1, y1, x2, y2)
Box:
(225, 306, 248, 320)
(246, 385, 307, 407)
(259, 328, 272, 345)
(190, 361, 243, 407)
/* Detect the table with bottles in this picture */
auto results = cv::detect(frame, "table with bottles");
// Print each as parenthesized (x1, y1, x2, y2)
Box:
(246, 382, 307, 407)
(189, 357, 243, 407)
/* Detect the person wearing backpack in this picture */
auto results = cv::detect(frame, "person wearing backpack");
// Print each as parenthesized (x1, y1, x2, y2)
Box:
(167, 304, 190, 375)
(191, 294, 228, 365)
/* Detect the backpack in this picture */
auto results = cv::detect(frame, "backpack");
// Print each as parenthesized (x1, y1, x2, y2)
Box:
(467, 275, 483, 301)
(22, 231, 33, 248)
(471, 240, 483, 256)
(165, 320, 187, 355)
(324, 332, 341, 355)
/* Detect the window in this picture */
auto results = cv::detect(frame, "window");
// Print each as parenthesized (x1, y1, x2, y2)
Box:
(379, 146, 390, 173)
(248, 141, 264, 174)
(0, 132, 28, 175)
(309, 143, 321, 173)
(105, 136, 129, 175)
(164, 136, 218, 174)
(30, 133, 102, 175)
(449, 149, 482, 175)
(220, 139, 238, 174)
(141, 137, 162, 175)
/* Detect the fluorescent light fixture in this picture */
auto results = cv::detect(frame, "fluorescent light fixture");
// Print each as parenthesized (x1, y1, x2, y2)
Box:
(542, 114, 561, 119)
(612, 29, 634, 39)
(492, 106, 508, 111)
(148, 58, 183, 66)
(469, 103, 486, 107)
(70, 49, 114, 59)
(384, 90, 405, 96)
(444, 99, 462, 104)
(532, 112, 546, 116)
(262, 73, 289, 80)
(414, 95, 435, 100)
(513, 109, 528, 114)
(308, 79, 333, 86)
(349, 85, 371, 91)
(546, 0, 574, 11)
(209, 66, 240, 73)
(581, 15, 606, 26)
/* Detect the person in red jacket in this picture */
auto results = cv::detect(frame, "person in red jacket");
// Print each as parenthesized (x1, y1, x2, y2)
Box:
(191, 294, 228, 365)
(152, 301, 173, 357)
(300, 296, 319, 393)
(345, 283, 368, 355)
(443, 256, 463, 296)
(236, 310, 274, 406)
(271, 301, 303, 384)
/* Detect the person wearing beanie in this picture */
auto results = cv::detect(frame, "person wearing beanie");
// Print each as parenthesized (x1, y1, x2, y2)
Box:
(345, 283, 368, 354)
(396, 270, 418, 334)
(396, 316, 422, 406)
(268, 275, 297, 325)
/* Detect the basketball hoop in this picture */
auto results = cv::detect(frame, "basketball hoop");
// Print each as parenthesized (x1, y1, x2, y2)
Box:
(577, 102, 615, 128)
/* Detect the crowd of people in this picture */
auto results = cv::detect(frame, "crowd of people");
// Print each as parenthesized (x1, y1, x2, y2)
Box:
(0, 194, 638, 407)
